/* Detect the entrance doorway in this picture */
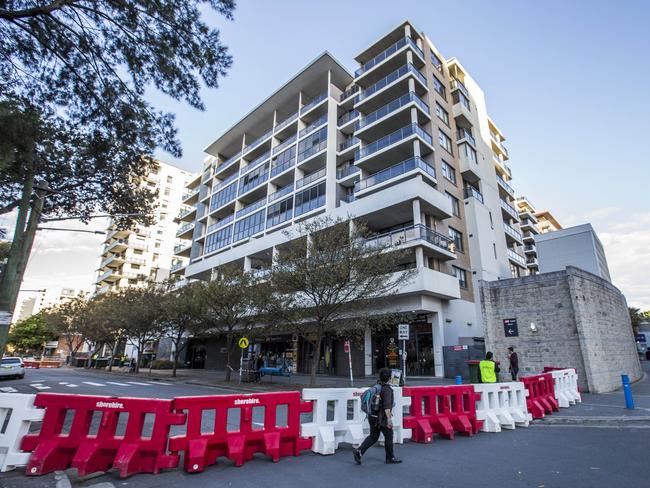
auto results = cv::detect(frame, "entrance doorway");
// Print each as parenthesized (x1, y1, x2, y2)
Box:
(372, 322, 434, 376)
(188, 344, 206, 369)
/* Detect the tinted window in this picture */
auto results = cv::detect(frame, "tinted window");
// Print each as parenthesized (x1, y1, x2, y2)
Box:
(1, 358, 21, 364)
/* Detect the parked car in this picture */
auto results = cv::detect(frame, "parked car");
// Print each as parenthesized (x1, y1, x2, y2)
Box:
(0, 357, 25, 379)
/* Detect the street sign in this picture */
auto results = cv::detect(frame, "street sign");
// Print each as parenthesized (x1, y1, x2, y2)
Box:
(343, 340, 350, 353)
(398, 323, 410, 340)
(503, 318, 519, 337)
(238, 337, 249, 349)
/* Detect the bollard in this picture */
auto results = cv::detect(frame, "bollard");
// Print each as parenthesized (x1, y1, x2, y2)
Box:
(455, 375, 462, 385)
(622, 374, 635, 409)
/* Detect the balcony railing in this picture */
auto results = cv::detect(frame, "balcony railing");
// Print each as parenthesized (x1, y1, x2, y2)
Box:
(526, 257, 539, 266)
(338, 110, 359, 126)
(173, 243, 190, 254)
(275, 110, 299, 131)
(243, 128, 273, 155)
(218, 151, 242, 172)
(357, 63, 427, 102)
(238, 170, 269, 195)
(176, 222, 195, 237)
(338, 136, 360, 152)
(272, 134, 297, 155)
(500, 199, 519, 220)
(493, 153, 512, 178)
(207, 213, 234, 234)
(495, 173, 514, 196)
(355, 123, 432, 161)
(357, 92, 429, 130)
(524, 244, 537, 252)
(171, 261, 184, 272)
(365, 224, 454, 253)
(341, 193, 356, 203)
(236, 197, 267, 219)
(450, 78, 469, 98)
(240, 150, 271, 176)
(337, 165, 360, 179)
(295, 167, 326, 190)
(300, 92, 327, 114)
(182, 187, 200, 201)
(340, 85, 359, 102)
(355, 157, 435, 192)
(507, 248, 526, 266)
(270, 158, 295, 178)
(463, 186, 484, 204)
(179, 205, 196, 220)
(355, 37, 424, 77)
(297, 139, 327, 163)
(268, 183, 294, 203)
(299, 114, 327, 139)
(212, 171, 238, 193)
(456, 128, 476, 146)
(504, 223, 523, 242)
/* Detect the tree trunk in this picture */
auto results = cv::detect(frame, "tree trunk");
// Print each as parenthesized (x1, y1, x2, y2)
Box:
(309, 333, 323, 387)
(224, 334, 232, 382)
(135, 345, 141, 373)
(108, 341, 119, 372)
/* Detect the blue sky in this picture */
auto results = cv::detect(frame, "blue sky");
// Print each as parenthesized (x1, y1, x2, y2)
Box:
(11, 0, 650, 310)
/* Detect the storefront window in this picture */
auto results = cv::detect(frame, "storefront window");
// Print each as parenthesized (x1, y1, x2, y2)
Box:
(372, 321, 434, 376)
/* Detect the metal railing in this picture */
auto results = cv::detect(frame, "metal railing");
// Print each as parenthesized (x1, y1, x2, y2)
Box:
(500, 199, 519, 220)
(463, 186, 484, 204)
(338, 136, 360, 152)
(272, 134, 297, 155)
(507, 248, 526, 266)
(243, 128, 273, 154)
(354, 157, 435, 192)
(236, 197, 267, 219)
(450, 78, 469, 97)
(355, 123, 432, 161)
(295, 167, 326, 190)
(357, 92, 429, 130)
(338, 110, 359, 126)
(357, 63, 427, 102)
(495, 173, 514, 196)
(340, 85, 359, 102)
(300, 92, 327, 114)
(504, 223, 523, 242)
(365, 224, 453, 252)
(299, 114, 327, 139)
(456, 128, 476, 146)
(268, 183, 294, 203)
(337, 165, 360, 179)
(355, 37, 424, 76)
(176, 222, 195, 237)
(182, 187, 200, 201)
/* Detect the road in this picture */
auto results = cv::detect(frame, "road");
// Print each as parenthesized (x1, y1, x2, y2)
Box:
(2, 367, 650, 488)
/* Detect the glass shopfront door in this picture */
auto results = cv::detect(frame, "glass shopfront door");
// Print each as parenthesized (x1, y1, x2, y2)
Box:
(372, 322, 434, 376)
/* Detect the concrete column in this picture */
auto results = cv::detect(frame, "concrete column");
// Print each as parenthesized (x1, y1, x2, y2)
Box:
(408, 78, 415, 93)
(364, 327, 373, 376)
(430, 312, 445, 378)
(272, 246, 280, 266)
(244, 256, 252, 271)
(412, 199, 422, 225)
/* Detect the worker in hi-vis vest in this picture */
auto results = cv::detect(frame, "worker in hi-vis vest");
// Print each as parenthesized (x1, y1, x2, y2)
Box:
(479, 351, 498, 383)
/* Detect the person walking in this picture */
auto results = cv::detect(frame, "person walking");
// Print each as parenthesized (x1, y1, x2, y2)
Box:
(508, 346, 519, 381)
(479, 351, 498, 383)
(353, 368, 402, 465)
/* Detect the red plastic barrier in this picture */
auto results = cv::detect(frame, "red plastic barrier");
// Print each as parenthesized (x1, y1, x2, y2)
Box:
(402, 385, 482, 443)
(23, 360, 40, 369)
(521, 374, 559, 419)
(20, 393, 186, 478)
(542, 366, 566, 373)
(169, 391, 312, 472)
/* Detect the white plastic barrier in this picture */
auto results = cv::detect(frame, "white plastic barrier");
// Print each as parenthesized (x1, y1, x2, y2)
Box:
(0, 393, 44, 472)
(551, 369, 582, 408)
(301, 387, 411, 455)
(474, 382, 532, 433)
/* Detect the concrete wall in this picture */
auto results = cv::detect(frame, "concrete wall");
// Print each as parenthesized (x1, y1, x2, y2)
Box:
(480, 267, 641, 393)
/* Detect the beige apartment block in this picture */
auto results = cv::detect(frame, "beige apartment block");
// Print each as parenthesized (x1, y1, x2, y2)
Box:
(172, 21, 549, 377)
(535, 209, 563, 234)
(516, 195, 541, 274)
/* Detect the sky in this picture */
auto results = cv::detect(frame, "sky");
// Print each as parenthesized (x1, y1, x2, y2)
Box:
(7, 0, 650, 311)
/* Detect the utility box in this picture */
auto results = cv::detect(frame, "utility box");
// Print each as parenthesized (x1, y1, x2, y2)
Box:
(442, 345, 485, 379)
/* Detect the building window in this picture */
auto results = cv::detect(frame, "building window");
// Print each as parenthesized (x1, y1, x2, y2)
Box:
(210, 181, 237, 211)
(164, 187, 171, 196)
(294, 182, 326, 217)
(297, 126, 327, 163)
(435, 103, 449, 126)
(493, 243, 497, 259)
(438, 130, 452, 154)
(510, 262, 521, 278)
(205, 225, 233, 254)
(166, 176, 173, 183)
(239, 162, 270, 195)
(448, 226, 464, 252)
(153, 253, 159, 261)
(155, 242, 161, 249)
(461, 143, 477, 163)
(453, 90, 470, 110)
(430, 51, 442, 72)
(233, 209, 265, 242)
(441, 161, 456, 185)
(432, 75, 446, 98)
(489, 211, 494, 228)
(453, 266, 468, 289)
(267, 197, 293, 228)
(446, 192, 460, 217)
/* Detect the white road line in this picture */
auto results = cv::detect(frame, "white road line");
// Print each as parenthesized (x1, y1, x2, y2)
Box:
(82, 381, 106, 387)
(127, 381, 151, 386)
(33, 385, 51, 390)
(148, 381, 172, 386)
(0, 387, 17, 392)
(107, 381, 129, 386)
(58, 382, 69, 385)
(66, 384, 79, 388)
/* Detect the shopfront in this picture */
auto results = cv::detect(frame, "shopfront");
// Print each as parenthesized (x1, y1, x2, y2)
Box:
(372, 320, 435, 376)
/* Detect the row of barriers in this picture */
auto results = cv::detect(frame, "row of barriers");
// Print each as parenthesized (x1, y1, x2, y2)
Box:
(0, 369, 582, 477)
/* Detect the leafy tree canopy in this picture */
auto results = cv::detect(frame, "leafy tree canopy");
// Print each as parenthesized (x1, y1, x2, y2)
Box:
(8, 312, 56, 354)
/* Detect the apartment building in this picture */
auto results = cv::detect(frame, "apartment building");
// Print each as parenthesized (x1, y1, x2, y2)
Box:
(535, 210, 563, 234)
(95, 160, 195, 295)
(175, 21, 533, 377)
(516, 196, 541, 274)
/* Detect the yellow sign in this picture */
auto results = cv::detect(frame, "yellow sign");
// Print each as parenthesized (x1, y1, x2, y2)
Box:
(238, 337, 249, 349)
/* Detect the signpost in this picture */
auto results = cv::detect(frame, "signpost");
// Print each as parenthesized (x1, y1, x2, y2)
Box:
(398, 324, 409, 381)
(238, 337, 249, 384)
(344, 340, 353, 386)
(503, 318, 519, 337)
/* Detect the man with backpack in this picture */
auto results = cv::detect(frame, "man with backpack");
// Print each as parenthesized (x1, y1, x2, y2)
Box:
(353, 368, 402, 465)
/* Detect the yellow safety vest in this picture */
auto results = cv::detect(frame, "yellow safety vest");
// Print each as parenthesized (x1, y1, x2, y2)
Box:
(479, 360, 497, 383)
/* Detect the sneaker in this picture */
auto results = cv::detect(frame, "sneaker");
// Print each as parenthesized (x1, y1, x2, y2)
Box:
(353, 448, 362, 465)
(386, 458, 403, 464)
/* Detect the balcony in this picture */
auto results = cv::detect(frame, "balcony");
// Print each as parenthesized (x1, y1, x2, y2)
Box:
(299, 114, 327, 139)
(504, 223, 523, 244)
(338, 110, 359, 127)
(507, 248, 526, 266)
(272, 134, 297, 155)
(97, 269, 121, 284)
(127, 256, 147, 266)
(238, 170, 269, 196)
(493, 153, 512, 179)
(207, 213, 234, 234)
(356, 92, 430, 139)
(216, 151, 242, 174)
(523, 244, 537, 255)
(491, 132, 509, 158)
(336, 165, 360, 180)
(463, 186, 484, 204)
(295, 167, 326, 190)
(99, 254, 124, 269)
(270, 157, 295, 179)
(495, 173, 515, 197)
(365, 224, 455, 260)
(456, 128, 476, 146)
(396, 267, 460, 300)
(274, 110, 299, 132)
(526, 257, 539, 267)
(355, 157, 435, 193)
(176, 221, 195, 239)
(355, 36, 424, 78)
(338, 136, 360, 154)
(236, 197, 266, 219)
(129, 241, 147, 251)
(522, 231, 535, 243)
(297, 138, 327, 164)
(355, 63, 427, 109)
(354, 123, 433, 167)
(300, 92, 327, 115)
(240, 150, 271, 176)
(179, 205, 197, 221)
(520, 218, 539, 233)
(243, 128, 273, 155)
(450, 78, 470, 98)
(170, 261, 185, 273)
(105, 239, 129, 253)
(174, 242, 191, 257)
(339, 85, 359, 103)
(268, 183, 294, 203)
(500, 199, 520, 221)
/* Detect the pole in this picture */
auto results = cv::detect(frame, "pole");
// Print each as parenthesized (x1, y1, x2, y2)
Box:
(347, 341, 354, 387)
(239, 348, 244, 384)
(622, 374, 635, 409)
(402, 339, 407, 382)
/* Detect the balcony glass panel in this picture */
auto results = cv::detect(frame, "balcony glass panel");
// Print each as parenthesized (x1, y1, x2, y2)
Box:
(236, 197, 267, 219)
(456, 128, 476, 146)
(210, 181, 237, 211)
(243, 128, 272, 154)
(338, 136, 360, 152)
(299, 114, 327, 139)
(207, 213, 234, 233)
(240, 150, 271, 176)
(365, 224, 453, 252)
(266, 196, 293, 228)
(338, 110, 359, 126)
(218, 151, 242, 172)
(340, 85, 359, 102)
(355, 123, 432, 161)
(357, 92, 429, 130)
(508, 248, 526, 266)
(232, 209, 265, 242)
(463, 186, 484, 204)
(275, 110, 299, 131)
(268, 183, 294, 203)
(294, 181, 326, 217)
(296, 167, 326, 190)
(238, 163, 269, 195)
(297, 126, 328, 163)
(337, 165, 360, 179)
(357, 64, 427, 102)
(300, 92, 327, 115)
(213, 171, 239, 192)
(272, 134, 297, 155)
(205, 225, 233, 254)
(355, 37, 424, 77)
(504, 223, 523, 241)
(354, 157, 435, 192)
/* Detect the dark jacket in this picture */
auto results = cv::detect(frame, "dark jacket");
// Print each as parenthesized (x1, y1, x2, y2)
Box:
(377, 382, 394, 427)
(509, 352, 519, 371)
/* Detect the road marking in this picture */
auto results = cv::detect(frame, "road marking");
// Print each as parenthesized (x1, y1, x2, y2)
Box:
(107, 381, 129, 386)
(33, 385, 51, 390)
(66, 384, 79, 388)
(0, 387, 17, 392)
(149, 381, 172, 385)
(82, 382, 106, 387)
(59, 382, 68, 385)
(127, 381, 151, 386)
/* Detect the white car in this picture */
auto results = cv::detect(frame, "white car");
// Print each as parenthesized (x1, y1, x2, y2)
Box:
(0, 357, 25, 379)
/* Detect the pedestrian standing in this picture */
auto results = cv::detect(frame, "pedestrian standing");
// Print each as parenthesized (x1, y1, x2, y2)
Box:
(479, 351, 498, 383)
(508, 346, 519, 381)
(353, 368, 402, 465)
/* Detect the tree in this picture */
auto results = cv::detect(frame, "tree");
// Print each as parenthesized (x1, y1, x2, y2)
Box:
(193, 265, 266, 382)
(42, 297, 92, 362)
(629, 307, 643, 333)
(0, 1, 236, 348)
(159, 281, 202, 377)
(8, 313, 56, 356)
(267, 217, 415, 386)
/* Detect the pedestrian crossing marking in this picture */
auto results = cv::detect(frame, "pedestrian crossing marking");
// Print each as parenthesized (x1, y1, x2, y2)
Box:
(58, 382, 68, 385)
(107, 381, 129, 386)
(82, 382, 106, 387)
(32, 385, 51, 390)
(149, 381, 172, 385)
(0, 387, 17, 392)
(66, 384, 79, 388)
(127, 381, 151, 386)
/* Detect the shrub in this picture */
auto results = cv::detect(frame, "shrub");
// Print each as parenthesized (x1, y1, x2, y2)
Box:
(150, 359, 175, 370)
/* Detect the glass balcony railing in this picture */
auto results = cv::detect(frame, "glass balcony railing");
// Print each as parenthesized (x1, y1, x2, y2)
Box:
(207, 213, 234, 234)
(270, 157, 295, 178)
(355, 123, 432, 161)
(267, 183, 294, 203)
(243, 128, 273, 155)
(336, 165, 360, 179)
(508, 248, 526, 266)
(173, 243, 191, 254)
(272, 134, 297, 155)
(450, 78, 470, 98)
(338, 136, 360, 152)
(295, 167, 326, 190)
(236, 197, 267, 219)
(355, 37, 425, 77)
(495, 174, 515, 196)
(182, 187, 200, 201)
(493, 153, 512, 178)
(275, 110, 299, 131)
(500, 199, 519, 219)
(354, 157, 435, 192)
(218, 151, 242, 172)
(213, 171, 239, 192)
(297, 139, 327, 163)
(300, 92, 327, 114)
(365, 224, 454, 252)
(341, 193, 356, 203)
(357, 92, 429, 130)
(171, 261, 184, 272)
(456, 128, 476, 146)
(340, 85, 359, 102)
(463, 186, 484, 203)
(176, 222, 195, 237)
(238, 170, 269, 195)
(240, 150, 271, 176)
(504, 223, 523, 242)
(338, 110, 360, 127)
(357, 63, 427, 102)
(299, 114, 328, 139)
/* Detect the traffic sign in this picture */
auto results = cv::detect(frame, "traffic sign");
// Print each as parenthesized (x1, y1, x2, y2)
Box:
(343, 340, 350, 353)
(503, 318, 518, 337)
(238, 337, 249, 349)
(398, 323, 409, 340)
